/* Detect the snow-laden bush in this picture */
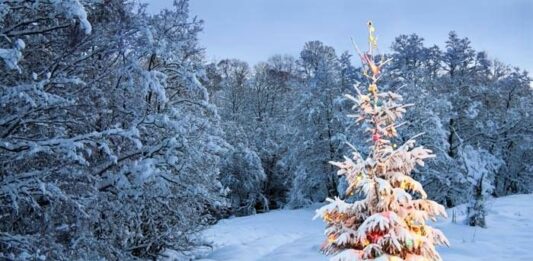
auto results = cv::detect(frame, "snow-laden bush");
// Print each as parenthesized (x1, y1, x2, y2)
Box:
(461, 145, 503, 227)
(220, 142, 268, 216)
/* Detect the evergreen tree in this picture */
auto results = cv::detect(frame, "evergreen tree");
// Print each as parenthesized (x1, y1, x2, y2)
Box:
(316, 22, 449, 261)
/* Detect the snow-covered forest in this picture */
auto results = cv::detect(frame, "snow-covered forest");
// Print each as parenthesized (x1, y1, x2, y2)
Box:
(1, 1, 531, 260)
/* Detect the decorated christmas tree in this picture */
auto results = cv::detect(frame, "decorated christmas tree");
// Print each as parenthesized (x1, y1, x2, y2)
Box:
(315, 22, 449, 261)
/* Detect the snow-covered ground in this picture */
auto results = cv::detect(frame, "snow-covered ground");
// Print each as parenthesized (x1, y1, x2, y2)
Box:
(196, 194, 533, 261)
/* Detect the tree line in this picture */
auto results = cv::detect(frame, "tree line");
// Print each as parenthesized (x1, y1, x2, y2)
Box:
(208, 33, 532, 213)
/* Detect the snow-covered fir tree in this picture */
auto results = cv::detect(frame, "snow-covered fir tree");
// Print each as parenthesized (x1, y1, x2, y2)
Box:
(461, 146, 502, 228)
(316, 22, 449, 261)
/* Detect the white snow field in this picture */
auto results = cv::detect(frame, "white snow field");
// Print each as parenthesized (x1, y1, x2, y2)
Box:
(196, 194, 533, 261)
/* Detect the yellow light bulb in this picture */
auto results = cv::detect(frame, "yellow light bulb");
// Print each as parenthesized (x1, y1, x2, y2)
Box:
(368, 83, 378, 93)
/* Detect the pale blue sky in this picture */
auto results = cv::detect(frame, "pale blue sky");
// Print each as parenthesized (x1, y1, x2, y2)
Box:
(146, 0, 532, 72)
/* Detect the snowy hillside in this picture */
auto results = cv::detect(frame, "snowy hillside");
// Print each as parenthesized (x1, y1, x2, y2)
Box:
(196, 194, 533, 261)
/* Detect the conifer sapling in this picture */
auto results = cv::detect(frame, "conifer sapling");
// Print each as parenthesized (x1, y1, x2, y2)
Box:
(315, 21, 449, 261)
